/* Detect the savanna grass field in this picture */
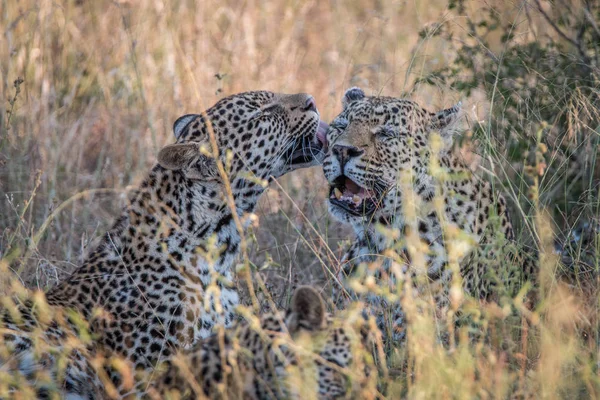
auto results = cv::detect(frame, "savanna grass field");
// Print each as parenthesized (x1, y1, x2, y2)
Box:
(1, 0, 599, 398)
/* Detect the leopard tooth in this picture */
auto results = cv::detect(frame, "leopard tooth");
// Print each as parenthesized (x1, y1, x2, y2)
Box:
(334, 188, 342, 200)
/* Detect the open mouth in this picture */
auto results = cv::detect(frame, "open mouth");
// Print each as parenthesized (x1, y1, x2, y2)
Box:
(328, 175, 377, 216)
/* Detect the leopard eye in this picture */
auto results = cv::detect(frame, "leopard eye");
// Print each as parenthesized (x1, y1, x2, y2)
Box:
(375, 126, 396, 139)
(259, 103, 283, 116)
(326, 118, 348, 142)
(248, 109, 263, 120)
(331, 118, 349, 130)
(262, 104, 280, 112)
(249, 104, 281, 121)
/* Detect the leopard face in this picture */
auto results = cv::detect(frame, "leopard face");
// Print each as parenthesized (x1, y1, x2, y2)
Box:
(322, 87, 460, 228)
(160, 91, 328, 190)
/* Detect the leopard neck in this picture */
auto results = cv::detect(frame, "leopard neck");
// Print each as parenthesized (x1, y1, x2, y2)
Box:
(346, 155, 485, 273)
(98, 165, 264, 260)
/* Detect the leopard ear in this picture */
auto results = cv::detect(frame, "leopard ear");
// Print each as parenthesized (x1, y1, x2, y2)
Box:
(157, 143, 219, 181)
(287, 286, 326, 333)
(430, 102, 462, 137)
(173, 114, 202, 140)
(342, 87, 365, 109)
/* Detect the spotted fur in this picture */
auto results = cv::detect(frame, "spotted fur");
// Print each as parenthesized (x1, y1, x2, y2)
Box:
(0, 298, 104, 399)
(323, 88, 534, 340)
(1, 91, 327, 398)
(148, 286, 378, 400)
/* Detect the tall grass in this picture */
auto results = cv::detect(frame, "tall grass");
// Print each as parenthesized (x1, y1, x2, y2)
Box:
(0, 0, 598, 398)
(0, 0, 446, 290)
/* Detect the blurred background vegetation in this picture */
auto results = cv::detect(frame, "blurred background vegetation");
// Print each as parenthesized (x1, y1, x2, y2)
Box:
(1, 0, 598, 397)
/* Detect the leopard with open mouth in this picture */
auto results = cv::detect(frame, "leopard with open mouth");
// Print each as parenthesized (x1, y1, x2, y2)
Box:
(323, 87, 533, 341)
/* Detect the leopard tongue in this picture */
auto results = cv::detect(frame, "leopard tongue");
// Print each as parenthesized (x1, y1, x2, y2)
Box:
(344, 178, 362, 194)
(316, 120, 329, 149)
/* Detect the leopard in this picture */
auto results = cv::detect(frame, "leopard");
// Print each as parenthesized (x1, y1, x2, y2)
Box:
(147, 286, 379, 400)
(1, 90, 329, 398)
(322, 87, 536, 342)
(0, 297, 105, 399)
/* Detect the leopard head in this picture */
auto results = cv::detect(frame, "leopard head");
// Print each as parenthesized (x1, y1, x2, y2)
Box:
(323, 87, 461, 227)
(158, 91, 328, 197)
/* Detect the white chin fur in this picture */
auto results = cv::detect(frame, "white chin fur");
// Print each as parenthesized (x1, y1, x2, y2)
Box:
(328, 202, 363, 224)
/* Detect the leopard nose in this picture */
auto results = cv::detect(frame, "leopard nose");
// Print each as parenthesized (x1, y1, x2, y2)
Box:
(332, 144, 364, 167)
(332, 144, 363, 159)
(303, 96, 317, 112)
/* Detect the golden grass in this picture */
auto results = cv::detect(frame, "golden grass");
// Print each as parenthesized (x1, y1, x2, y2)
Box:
(0, 0, 451, 287)
(0, 0, 598, 398)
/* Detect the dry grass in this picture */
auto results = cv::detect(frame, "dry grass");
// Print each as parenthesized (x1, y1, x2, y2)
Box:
(0, 0, 598, 398)
(0, 0, 450, 288)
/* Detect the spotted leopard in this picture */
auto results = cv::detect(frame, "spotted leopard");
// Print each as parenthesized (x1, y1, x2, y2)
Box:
(1, 91, 328, 398)
(323, 87, 534, 341)
(148, 286, 379, 400)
